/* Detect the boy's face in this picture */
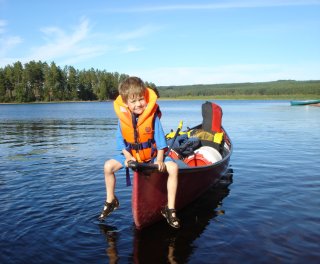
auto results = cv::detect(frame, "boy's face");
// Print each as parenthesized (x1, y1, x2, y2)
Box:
(126, 94, 147, 115)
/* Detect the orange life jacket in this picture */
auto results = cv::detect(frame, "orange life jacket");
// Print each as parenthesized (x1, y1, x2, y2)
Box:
(114, 88, 160, 162)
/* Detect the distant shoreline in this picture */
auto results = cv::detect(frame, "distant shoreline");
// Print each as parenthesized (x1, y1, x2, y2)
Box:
(0, 100, 111, 105)
(1, 95, 319, 105)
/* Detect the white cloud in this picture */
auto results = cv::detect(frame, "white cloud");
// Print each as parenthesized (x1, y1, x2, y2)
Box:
(116, 25, 161, 40)
(0, 18, 111, 67)
(122, 44, 142, 53)
(107, 0, 320, 13)
(0, 19, 7, 34)
(0, 17, 160, 67)
(131, 63, 320, 86)
(114, 25, 160, 54)
(26, 18, 107, 63)
(0, 20, 23, 58)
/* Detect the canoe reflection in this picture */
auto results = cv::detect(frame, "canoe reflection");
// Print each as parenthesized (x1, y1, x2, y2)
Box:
(99, 170, 233, 263)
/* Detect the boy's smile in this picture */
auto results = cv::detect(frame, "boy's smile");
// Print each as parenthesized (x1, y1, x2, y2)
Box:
(127, 95, 147, 115)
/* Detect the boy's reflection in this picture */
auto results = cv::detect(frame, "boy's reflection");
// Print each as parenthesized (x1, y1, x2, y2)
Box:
(99, 225, 119, 264)
(99, 171, 232, 263)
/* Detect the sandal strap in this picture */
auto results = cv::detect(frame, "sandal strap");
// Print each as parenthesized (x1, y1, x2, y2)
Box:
(99, 197, 119, 221)
(169, 216, 179, 222)
(166, 208, 176, 214)
(162, 206, 180, 228)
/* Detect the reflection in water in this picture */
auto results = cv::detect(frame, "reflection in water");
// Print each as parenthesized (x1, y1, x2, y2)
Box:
(98, 225, 119, 264)
(99, 170, 233, 263)
(1, 118, 117, 160)
(1, 119, 116, 144)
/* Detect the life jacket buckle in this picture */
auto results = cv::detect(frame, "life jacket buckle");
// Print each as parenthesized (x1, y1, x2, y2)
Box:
(131, 143, 142, 151)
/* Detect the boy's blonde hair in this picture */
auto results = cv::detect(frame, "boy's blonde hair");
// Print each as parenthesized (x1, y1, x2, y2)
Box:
(119, 76, 146, 103)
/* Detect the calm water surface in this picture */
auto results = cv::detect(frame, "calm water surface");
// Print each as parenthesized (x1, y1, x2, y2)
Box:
(0, 100, 319, 263)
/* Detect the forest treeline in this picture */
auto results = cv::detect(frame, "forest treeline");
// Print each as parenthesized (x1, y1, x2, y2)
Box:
(157, 81, 320, 98)
(0, 61, 156, 103)
(0, 60, 319, 103)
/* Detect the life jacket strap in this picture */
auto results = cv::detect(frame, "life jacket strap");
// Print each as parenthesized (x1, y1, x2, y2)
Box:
(125, 139, 155, 151)
(126, 167, 131, 186)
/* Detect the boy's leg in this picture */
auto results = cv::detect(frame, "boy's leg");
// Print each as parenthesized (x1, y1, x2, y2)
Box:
(165, 160, 179, 209)
(104, 159, 123, 203)
(99, 159, 123, 221)
(163, 160, 180, 228)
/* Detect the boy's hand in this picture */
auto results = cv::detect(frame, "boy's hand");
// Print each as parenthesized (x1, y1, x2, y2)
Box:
(123, 149, 136, 167)
(155, 160, 166, 172)
(125, 157, 136, 167)
(155, 149, 165, 172)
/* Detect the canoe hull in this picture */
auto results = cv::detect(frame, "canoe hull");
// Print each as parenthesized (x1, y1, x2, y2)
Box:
(290, 99, 320, 106)
(132, 131, 232, 229)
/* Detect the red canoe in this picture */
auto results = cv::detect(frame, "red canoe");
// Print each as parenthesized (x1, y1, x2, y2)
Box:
(131, 126, 233, 229)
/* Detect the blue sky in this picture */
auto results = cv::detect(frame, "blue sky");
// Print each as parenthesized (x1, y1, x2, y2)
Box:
(1, 0, 319, 85)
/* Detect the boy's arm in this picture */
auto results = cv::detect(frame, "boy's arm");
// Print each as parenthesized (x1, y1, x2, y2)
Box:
(153, 117, 167, 172)
(116, 121, 125, 151)
(122, 149, 136, 166)
(153, 116, 167, 150)
(156, 149, 164, 162)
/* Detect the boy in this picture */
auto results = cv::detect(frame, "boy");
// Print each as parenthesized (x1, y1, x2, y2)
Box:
(98, 76, 180, 228)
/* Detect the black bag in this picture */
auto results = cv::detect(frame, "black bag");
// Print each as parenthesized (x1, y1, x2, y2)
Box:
(166, 134, 188, 149)
(173, 137, 201, 157)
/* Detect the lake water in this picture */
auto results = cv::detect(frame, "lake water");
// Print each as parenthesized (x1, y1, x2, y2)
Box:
(0, 100, 319, 263)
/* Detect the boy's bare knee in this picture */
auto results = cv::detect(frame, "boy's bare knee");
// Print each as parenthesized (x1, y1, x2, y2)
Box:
(166, 161, 178, 175)
(104, 161, 110, 173)
(104, 159, 122, 174)
(104, 160, 115, 173)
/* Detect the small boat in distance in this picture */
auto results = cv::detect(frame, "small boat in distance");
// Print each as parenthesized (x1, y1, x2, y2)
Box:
(290, 99, 320, 106)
